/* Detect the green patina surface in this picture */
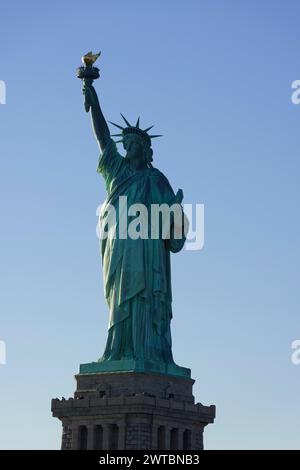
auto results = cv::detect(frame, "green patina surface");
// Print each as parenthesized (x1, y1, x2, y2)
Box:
(79, 360, 191, 378)
(78, 57, 189, 378)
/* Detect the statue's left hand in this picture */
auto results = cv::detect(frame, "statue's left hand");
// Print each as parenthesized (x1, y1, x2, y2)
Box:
(174, 189, 184, 204)
(168, 189, 184, 231)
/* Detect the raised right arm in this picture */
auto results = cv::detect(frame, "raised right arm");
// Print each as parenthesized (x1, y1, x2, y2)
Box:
(83, 80, 110, 152)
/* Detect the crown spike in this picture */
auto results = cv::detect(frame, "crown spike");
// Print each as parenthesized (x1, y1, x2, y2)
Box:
(120, 113, 132, 127)
(143, 125, 154, 132)
(136, 117, 140, 128)
(108, 121, 124, 130)
(111, 133, 123, 137)
(149, 134, 163, 139)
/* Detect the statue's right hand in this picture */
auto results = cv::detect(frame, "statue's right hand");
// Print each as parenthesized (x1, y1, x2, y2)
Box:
(83, 85, 92, 112)
(82, 80, 95, 112)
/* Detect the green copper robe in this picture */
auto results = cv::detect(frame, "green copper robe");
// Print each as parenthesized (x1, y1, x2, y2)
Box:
(97, 139, 185, 364)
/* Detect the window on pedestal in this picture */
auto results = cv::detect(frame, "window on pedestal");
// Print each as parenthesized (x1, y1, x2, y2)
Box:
(183, 429, 192, 450)
(109, 424, 119, 450)
(78, 425, 88, 450)
(93, 425, 103, 450)
(157, 426, 166, 449)
(170, 428, 179, 450)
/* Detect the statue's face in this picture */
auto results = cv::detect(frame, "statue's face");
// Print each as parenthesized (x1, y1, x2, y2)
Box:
(123, 135, 145, 163)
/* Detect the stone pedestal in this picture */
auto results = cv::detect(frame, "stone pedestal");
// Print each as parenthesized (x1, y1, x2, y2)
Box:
(51, 370, 215, 450)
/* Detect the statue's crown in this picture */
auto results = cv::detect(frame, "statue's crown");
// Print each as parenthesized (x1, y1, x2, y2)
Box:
(109, 114, 162, 146)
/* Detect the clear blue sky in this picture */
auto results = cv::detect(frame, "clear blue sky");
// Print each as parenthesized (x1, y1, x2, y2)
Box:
(1, 0, 300, 450)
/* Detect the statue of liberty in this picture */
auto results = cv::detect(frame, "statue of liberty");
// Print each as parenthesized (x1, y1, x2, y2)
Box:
(79, 53, 189, 376)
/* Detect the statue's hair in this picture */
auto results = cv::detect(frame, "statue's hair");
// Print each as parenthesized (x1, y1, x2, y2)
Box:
(141, 139, 153, 164)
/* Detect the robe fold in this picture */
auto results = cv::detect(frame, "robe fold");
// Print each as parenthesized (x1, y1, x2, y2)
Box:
(97, 139, 185, 363)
